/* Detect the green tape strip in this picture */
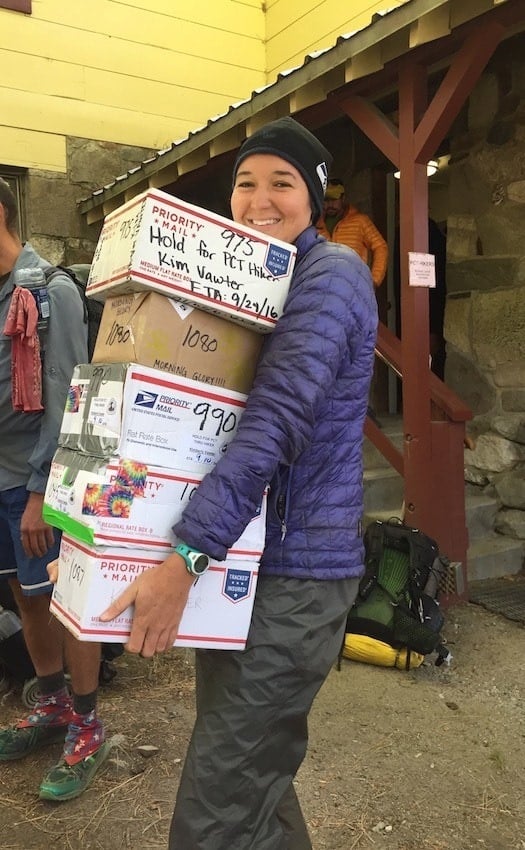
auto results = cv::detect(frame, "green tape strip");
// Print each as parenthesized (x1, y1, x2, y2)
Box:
(42, 505, 95, 546)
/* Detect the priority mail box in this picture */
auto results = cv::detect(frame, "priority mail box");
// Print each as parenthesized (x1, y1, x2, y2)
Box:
(121, 365, 246, 471)
(59, 362, 247, 472)
(43, 447, 267, 557)
(86, 189, 296, 333)
(93, 292, 263, 395)
(50, 535, 259, 650)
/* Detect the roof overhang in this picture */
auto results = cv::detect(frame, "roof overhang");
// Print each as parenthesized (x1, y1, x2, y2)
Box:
(79, 0, 525, 224)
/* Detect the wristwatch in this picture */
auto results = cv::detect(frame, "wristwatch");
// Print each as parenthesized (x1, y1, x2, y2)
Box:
(174, 542, 210, 577)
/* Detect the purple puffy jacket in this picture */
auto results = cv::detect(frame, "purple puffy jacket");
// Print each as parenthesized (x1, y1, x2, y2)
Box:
(173, 226, 378, 580)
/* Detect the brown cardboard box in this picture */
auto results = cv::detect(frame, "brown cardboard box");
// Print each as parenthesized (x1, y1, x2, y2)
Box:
(92, 292, 263, 394)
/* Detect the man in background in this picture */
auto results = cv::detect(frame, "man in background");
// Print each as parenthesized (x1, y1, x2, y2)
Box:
(317, 178, 388, 288)
(0, 177, 108, 801)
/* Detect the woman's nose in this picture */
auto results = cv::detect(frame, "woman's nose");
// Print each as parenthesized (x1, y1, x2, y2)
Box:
(249, 185, 271, 208)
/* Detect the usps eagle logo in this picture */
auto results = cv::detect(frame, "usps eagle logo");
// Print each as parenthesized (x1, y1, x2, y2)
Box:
(133, 391, 157, 408)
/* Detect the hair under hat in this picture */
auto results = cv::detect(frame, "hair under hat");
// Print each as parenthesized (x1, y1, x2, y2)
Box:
(232, 117, 333, 220)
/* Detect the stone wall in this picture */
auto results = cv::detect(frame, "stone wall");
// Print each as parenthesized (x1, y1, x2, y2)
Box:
(24, 137, 155, 266)
(444, 40, 525, 543)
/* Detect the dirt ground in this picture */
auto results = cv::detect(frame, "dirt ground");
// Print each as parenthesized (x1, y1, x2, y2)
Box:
(0, 599, 524, 850)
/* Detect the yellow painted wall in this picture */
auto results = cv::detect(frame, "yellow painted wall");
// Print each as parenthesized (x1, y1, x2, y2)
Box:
(0, 0, 410, 175)
(0, 0, 265, 173)
(264, 1, 408, 78)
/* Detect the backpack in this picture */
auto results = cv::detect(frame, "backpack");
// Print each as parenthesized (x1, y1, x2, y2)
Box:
(42, 265, 103, 361)
(342, 518, 451, 670)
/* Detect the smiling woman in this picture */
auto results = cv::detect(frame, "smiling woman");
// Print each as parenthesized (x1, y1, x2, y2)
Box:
(232, 117, 330, 224)
(101, 117, 378, 850)
(231, 155, 312, 246)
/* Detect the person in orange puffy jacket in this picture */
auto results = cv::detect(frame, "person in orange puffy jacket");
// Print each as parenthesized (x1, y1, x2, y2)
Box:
(317, 178, 388, 287)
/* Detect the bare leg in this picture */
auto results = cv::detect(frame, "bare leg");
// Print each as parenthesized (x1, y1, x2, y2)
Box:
(9, 580, 100, 694)
(9, 579, 64, 676)
(64, 631, 101, 696)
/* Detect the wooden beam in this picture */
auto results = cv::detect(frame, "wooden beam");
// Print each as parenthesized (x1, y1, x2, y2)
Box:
(409, 5, 451, 47)
(397, 62, 433, 528)
(148, 164, 180, 189)
(345, 45, 383, 81)
(414, 19, 505, 161)
(290, 80, 327, 113)
(209, 127, 244, 158)
(290, 70, 343, 112)
(177, 147, 210, 176)
(336, 93, 400, 166)
(381, 26, 411, 65)
(124, 181, 147, 201)
(450, 0, 493, 27)
(246, 101, 291, 134)
(102, 197, 122, 216)
(86, 206, 105, 226)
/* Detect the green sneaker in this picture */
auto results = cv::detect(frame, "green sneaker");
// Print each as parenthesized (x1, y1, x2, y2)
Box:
(0, 724, 67, 762)
(39, 742, 111, 802)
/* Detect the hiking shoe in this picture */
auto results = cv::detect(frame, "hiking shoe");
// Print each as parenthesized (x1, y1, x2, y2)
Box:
(0, 724, 67, 762)
(39, 741, 111, 801)
(0, 690, 72, 762)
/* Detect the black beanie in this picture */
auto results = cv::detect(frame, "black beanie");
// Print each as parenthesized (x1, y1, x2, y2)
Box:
(232, 117, 333, 220)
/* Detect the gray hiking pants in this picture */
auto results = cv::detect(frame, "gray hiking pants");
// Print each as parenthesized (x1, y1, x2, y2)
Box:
(169, 573, 359, 850)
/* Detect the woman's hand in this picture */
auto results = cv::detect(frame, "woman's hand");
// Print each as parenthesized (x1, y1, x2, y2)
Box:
(99, 553, 195, 657)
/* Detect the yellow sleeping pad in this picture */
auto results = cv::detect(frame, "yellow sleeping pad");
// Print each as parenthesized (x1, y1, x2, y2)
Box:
(343, 633, 425, 670)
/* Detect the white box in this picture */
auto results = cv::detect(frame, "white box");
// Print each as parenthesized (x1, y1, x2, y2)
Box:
(119, 364, 246, 471)
(59, 362, 247, 472)
(50, 536, 258, 650)
(43, 447, 267, 557)
(86, 189, 296, 333)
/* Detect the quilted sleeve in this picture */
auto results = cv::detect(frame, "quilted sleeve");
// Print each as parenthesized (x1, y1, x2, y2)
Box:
(173, 240, 376, 559)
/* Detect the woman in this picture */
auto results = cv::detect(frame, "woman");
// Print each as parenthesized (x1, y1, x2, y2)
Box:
(102, 117, 378, 849)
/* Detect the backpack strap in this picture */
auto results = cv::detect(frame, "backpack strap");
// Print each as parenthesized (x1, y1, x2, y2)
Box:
(43, 266, 89, 324)
(359, 521, 385, 599)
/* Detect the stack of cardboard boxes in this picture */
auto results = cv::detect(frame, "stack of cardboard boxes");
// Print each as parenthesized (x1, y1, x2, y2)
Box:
(44, 189, 296, 650)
